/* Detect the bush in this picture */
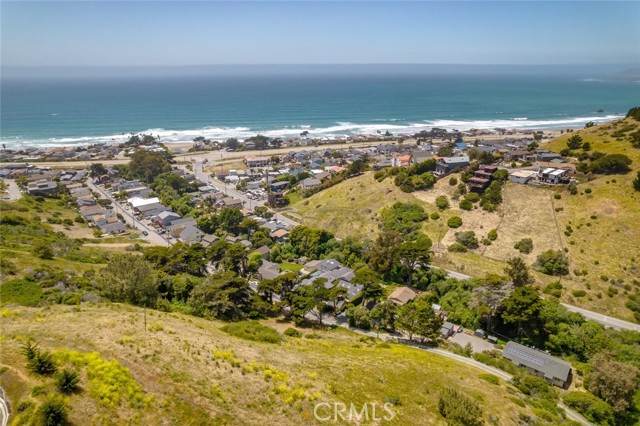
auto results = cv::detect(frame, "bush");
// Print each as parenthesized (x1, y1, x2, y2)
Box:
(283, 327, 302, 338)
(447, 216, 462, 228)
(23, 342, 57, 376)
(513, 238, 533, 254)
(487, 229, 498, 241)
(585, 188, 592, 194)
(459, 199, 473, 211)
(563, 391, 615, 426)
(479, 373, 500, 385)
(447, 243, 468, 253)
(455, 231, 479, 249)
(448, 176, 458, 186)
(220, 321, 281, 344)
(0, 279, 43, 306)
(430, 212, 440, 220)
(35, 395, 69, 426)
(572, 290, 587, 298)
(55, 368, 80, 394)
(436, 195, 450, 210)
(464, 192, 480, 203)
(543, 281, 563, 298)
(438, 388, 484, 426)
(535, 250, 569, 276)
(589, 154, 632, 174)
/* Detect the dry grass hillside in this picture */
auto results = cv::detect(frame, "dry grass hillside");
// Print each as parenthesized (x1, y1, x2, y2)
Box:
(1, 304, 536, 426)
(288, 118, 640, 321)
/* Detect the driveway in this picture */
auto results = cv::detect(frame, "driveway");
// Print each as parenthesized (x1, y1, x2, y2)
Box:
(449, 332, 496, 353)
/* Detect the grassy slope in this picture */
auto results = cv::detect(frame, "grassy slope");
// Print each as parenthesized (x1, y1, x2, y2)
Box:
(1, 304, 535, 426)
(289, 119, 640, 320)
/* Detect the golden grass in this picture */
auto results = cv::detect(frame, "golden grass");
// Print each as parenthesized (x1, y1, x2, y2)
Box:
(0, 304, 537, 425)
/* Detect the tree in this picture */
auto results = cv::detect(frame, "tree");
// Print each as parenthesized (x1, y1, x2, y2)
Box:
(89, 163, 108, 177)
(369, 231, 404, 281)
(447, 216, 462, 228)
(563, 391, 615, 426)
(589, 154, 632, 174)
(188, 271, 251, 321)
(99, 254, 158, 308)
(396, 296, 443, 342)
(352, 267, 383, 305)
(473, 275, 513, 333)
(567, 134, 584, 150)
(514, 238, 533, 254)
(588, 354, 640, 412)
(534, 250, 569, 276)
(55, 369, 80, 394)
(288, 278, 330, 324)
(36, 395, 69, 426)
(370, 301, 397, 334)
(128, 150, 171, 183)
(379, 202, 428, 234)
(396, 234, 432, 286)
(455, 231, 479, 250)
(221, 243, 248, 276)
(328, 285, 348, 312)
(505, 257, 533, 287)
(500, 286, 541, 338)
(347, 159, 365, 176)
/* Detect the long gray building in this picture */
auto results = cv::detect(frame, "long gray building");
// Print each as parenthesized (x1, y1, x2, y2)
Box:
(503, 341, 572, 387)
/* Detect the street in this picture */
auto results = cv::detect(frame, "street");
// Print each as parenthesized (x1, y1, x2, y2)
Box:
(1, 179, 21, 201)
(192, 160, 300, 229)
(86, 180, 170, 246)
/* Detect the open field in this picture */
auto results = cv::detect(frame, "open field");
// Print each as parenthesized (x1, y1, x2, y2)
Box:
(0, 304, 539, 426)
(290, 118, 640, 321)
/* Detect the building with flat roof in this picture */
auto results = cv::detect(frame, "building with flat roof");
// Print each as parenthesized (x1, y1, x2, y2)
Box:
(503, 341, 572, 387)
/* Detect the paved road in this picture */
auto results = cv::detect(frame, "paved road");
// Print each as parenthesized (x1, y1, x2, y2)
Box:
(330, 321, 595, 426)
(437, 267, 640, 332)
(192, 161, 300, 229)
(86, 180, 170, 247)
(0, 385, 8, 426)
(1, 179, 21, 201)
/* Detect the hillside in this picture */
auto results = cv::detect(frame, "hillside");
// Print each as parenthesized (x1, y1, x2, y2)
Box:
(288, 118, 640, 321)
(2, 304, 537, 426)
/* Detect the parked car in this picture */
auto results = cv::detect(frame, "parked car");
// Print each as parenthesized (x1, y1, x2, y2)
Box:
(142, 230, 149, 236)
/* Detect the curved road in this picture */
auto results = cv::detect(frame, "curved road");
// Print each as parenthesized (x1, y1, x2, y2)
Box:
(0, 385, 8, 426)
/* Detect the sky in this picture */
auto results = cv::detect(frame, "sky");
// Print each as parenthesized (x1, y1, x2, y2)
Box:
(1, 1, 639, 68)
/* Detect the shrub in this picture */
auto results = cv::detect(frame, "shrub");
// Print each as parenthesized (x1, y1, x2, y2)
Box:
(33, 241, 54, 260)
(554, 194, 561, 200)
(464, 192, 480, 203)
(55, 369, 80, 394)
(459, 199, 473, 210)
(448, 176, 458, 186)
(35, 395, 69, 426)
(572, 290, 587, 298)
(447, 216, 462, 228)
(585, 188, 592, 194)
(487, 229, 498, 241)
(479, 373, 500, 385)
(220, 321, 281, 344)
(535, 250, 569, 276)
(589, 154, 632, 174)
(563, 391, 615, 426)
(436, 195, 450, 210)
(455, 231, 479, 249)
(514, 238, 533, 254)
(23, 343, 57, 376)
(283, 327, 302, 338)
(438, 388, 484, 426)
(447, 243, 468, 253)
(543, 281, 563, 298)
(430, 212, 440, 220)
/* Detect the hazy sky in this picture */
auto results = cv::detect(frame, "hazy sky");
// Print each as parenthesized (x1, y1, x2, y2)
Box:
(2, 1, 639, 67)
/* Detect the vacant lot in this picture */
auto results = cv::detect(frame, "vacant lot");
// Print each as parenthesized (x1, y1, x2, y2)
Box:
(1, 304, 536, 425)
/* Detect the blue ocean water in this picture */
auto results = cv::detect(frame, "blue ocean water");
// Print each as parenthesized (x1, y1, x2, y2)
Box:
(1, 70, 639, 148)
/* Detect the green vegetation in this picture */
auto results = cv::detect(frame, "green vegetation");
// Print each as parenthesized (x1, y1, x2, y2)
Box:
(220, 321, 282, 344)
(447, 216, 462, 228)
(534, 250, 569, 276)
(438, 388, 484, 426)
(563, 392, 615, 426)
(379, 202, 428, 234)
(514, 237, 533, 254)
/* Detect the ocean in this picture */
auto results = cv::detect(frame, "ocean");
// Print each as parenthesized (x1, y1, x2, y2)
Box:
(2, 66, 639, 148)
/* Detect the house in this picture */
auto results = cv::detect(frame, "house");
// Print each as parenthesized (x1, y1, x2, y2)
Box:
(270, 181, 289, 193)
(155, 211, 181, 228)
(467, 164, 497, 192)
(167, 217, 198, 235)
(200, 234, 220, 248)
(300, 177, 322, 190)
(434, 156, 470, 176)
(510, 170, 537, 184)
(540, 168, 569, 184)
(440, 322, 455, 339)
(258, 260, 281, 280)
(245, 156, 271, 168)
(411, 150, 434, 164)
(179, 225, 204, 245)
(388, 287, 419, 306)
(221, 197, 243, 209)
(503, 341, 572, 388)
(98, 221, 126, 235)
(269, 229, 289, 241)
(128, 197, 160, 209)
(27, 180, 58, 197)
(254, 245, 271, 260)
(392, 155, 411, 167)
(79, 205, 107, 220)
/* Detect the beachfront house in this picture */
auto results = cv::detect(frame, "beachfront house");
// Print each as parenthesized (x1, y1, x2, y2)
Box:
(503, 341, 572, 388)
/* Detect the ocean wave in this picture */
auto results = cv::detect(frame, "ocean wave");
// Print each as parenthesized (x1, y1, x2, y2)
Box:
(0, 114, 623, 149)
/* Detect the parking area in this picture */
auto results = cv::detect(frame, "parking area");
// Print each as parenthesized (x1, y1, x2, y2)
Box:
(449, 332, 497, 353)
